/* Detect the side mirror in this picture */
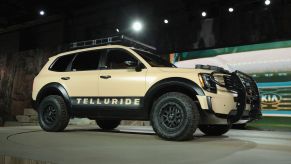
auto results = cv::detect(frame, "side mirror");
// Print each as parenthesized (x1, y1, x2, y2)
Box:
(124, 61, 143, 72)
(135, 62, 143, 72)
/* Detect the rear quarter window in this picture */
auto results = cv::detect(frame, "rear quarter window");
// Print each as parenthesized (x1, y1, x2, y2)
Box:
(49, 54, 75, 72)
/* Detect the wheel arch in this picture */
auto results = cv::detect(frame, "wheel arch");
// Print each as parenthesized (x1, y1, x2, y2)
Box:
(144, 77, 205, 116)
(36, 82, 72, 114)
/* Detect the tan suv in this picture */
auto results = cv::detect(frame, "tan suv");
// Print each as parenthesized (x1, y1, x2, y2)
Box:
(32, 36, 262, 141)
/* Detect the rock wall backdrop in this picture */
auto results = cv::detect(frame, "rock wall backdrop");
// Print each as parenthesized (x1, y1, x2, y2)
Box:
(0, 49, 55, 119)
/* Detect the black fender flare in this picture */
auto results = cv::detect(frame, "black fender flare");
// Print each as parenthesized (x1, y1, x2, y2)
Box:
(35, 82, 72, 112)
(143, 77, 205, 113)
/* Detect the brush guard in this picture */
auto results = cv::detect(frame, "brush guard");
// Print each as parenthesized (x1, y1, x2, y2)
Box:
(211, 70, 262, 123)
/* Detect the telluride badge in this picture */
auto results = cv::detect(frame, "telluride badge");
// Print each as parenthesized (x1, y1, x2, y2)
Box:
(71, 97, 141, 106)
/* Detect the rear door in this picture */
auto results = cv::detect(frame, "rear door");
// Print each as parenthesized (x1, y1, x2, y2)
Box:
(59, 49, 105, 106)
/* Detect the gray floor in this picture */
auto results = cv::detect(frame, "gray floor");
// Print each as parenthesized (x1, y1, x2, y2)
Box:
(1, 125, 291, 164)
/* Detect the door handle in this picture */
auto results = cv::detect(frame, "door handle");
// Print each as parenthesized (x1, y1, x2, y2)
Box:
(61, 77, 70, 80)
(100, 75, 111, 79)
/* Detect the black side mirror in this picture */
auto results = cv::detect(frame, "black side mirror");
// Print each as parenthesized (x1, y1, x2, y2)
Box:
(135, 62, 143, 72)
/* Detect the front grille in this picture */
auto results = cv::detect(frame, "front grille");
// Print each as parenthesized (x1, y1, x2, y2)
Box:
(223, 75, 237, 91)
(236, 72, 260, 104)
(222, 72, 260, 104)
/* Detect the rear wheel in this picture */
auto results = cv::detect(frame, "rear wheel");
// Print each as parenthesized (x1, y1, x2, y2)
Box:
(151, 92, 200, 141)
(96, 120, 121, 130)
(199, 124, 231, 136)
(38, 95, 70, 132)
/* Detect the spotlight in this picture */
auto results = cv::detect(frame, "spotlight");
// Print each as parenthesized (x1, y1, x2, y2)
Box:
(39, 10, 45, 16)
(116, 28, 120, 33)
(164, 19, 169, 24)
(228, 7, 234, 13)
(132, 21, 143, 32)
(265, 0, 271, 6)
(201, 11, 207, 17)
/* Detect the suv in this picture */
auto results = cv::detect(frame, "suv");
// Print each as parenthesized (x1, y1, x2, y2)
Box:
(32, 36, 262, 141)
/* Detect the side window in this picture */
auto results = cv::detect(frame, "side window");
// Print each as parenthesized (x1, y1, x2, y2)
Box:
(106, 49, 138, 69)
(50, 54, 75, 72)
(71, 50, 103, 71)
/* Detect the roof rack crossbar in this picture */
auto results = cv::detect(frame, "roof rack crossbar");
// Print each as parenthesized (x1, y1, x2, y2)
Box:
(121, 35, 156, 51)
(69, 35, 156, 51)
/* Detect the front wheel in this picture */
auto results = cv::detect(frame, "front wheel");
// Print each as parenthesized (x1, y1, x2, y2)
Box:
(38, 95, 70, 132)
(96, 120, 121, 130)
(151, 92, 200, 141)
(199, 124, 231, 136)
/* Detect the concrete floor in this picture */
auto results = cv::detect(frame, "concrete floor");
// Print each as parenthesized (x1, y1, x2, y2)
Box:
(0, 125, 291, 164)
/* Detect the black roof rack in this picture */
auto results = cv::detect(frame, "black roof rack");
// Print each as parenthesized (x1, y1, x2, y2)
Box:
(69, 35, 156, 52)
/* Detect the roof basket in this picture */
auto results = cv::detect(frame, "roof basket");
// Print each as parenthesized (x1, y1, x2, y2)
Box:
(69, 35, 156, 51)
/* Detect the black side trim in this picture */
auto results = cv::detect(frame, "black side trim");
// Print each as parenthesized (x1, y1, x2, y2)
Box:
(36, 83, 71, 112)
(71, 97, 143, 110)
(206, 96, 213, 112)
(71, 97, 146, 120)
(144, 77, 205, 114)
(31, 99, 37, 111)
(145, 78, 205, 97)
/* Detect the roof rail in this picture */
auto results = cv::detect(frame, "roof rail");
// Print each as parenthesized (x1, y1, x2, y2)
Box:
(69, 35, 157, 51)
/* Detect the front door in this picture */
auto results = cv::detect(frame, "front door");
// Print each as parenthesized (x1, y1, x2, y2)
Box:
(98, 49, 147, 110)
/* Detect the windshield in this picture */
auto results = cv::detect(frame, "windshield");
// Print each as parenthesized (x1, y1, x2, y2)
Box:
(134, 49, 175, 68)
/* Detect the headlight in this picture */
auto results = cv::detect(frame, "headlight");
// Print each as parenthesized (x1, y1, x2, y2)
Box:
(198, 73, 217, 93)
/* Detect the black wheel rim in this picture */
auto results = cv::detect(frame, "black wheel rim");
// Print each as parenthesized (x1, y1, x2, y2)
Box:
(43, 105, 57, 125)
(159, 103, 184, 129)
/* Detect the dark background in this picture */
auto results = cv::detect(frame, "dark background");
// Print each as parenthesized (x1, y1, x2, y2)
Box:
(1, 0, 291, 53)
(1, 0, 291, 118)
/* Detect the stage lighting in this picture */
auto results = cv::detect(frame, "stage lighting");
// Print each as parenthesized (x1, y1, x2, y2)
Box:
(39, 10, 45, 16)
(228, 7, 234, 13)
(265, 0, 271, 6)
(201, 11, 207, 17)
(132, 21, 143, 32)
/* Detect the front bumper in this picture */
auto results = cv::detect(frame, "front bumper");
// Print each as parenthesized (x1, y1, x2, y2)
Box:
(197, 71, 262, 124)
(215, 70, 262, 123)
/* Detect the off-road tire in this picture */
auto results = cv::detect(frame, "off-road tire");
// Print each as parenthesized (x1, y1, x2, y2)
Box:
(150, 92, 200, 141)
(38, 95, 70, 132)
(96, 120, 121, 130)
(199, 124, 231, 136)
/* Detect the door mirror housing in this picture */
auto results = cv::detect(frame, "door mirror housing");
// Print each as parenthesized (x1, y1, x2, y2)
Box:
(123, 60, 143, 72)
(135, 62, 144, 72)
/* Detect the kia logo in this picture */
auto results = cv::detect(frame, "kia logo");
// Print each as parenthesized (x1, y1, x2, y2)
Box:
(261, 93, 281, 105)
